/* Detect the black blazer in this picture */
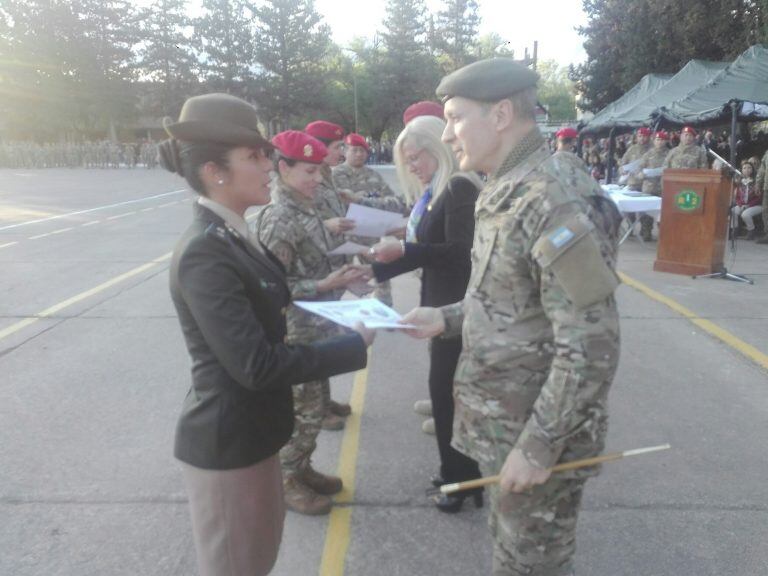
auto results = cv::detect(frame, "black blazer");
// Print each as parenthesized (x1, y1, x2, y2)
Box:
(170, 204, 367, 470)
(372, 175, 479, 308)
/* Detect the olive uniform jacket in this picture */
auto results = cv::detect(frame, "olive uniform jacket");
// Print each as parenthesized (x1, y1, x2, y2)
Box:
(372, 175, 479, 308)
(170, 203, 367, 470)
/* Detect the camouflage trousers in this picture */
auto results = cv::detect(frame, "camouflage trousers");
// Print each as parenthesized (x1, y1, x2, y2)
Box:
(481, 461, 584, 576)
(279, 378, 329, 475)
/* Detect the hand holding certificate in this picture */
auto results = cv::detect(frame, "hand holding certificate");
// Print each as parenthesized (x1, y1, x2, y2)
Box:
(293, 299, 415, 330)
(327, 241, 370, 256)
(345, 204, 408, 238)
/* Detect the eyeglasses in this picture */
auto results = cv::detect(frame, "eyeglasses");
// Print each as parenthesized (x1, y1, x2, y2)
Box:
(405, 149, 426, 166)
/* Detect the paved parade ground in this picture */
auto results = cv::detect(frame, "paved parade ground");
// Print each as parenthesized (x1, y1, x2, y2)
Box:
(1, 169, 767, 576)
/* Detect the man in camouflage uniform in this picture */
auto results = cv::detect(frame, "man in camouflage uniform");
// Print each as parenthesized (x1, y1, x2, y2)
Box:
(636, 130, 670, 241)
(333, 133, 408, 306)
(404, 58, 622, 576)
(620, 127, 651, 191)
(663, 126, 708, 169)
(257, 131, 368, 516)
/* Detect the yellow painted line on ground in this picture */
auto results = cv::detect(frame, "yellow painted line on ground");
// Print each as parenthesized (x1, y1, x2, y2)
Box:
(80, 220, 100, 227)
(0, 241, 18, 250)
(50, 227, 74, 235)
(620, 272, 768, 371)
(319, 354, 371, 576)
(106, 211, 136, 221)
(0, 252, 172, 343)
(28, 232, 52, 240)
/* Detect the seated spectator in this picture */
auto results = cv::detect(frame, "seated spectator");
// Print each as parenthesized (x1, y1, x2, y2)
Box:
(588, 151, 605, 182)
(732, 160, 763, 240)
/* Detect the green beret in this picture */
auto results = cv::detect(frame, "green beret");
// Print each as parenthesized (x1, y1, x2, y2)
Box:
(436, 58, 539, 103)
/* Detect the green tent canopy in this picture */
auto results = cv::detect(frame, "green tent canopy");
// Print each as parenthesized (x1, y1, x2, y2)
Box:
(654, 45, 768, 126)
(582, 73, 673, 134)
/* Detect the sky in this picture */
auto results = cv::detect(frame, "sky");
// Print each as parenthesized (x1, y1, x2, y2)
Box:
(315, 0, 589, 67)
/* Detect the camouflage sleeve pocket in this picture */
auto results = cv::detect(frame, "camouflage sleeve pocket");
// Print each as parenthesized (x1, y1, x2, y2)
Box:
(532, 212, 619, 309)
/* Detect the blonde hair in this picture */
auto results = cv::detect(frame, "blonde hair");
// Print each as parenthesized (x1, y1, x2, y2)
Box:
(394, 116, 458, 205)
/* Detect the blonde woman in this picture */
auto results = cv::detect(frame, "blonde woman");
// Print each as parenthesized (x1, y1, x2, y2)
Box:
(369, 115, 483, 512)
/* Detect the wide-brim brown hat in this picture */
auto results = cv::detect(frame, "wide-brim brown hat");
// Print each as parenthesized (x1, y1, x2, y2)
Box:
(163, 93, 272, 150)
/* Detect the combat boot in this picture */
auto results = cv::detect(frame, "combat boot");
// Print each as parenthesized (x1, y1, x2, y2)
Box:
(299, 465, 343, 495)
(321, 412, 345, 431)
(328, 399, 351, 417)
(283, 475, 332, 515)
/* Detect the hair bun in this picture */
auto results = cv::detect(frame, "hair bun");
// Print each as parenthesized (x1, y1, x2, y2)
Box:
(157, 138, 183, 174)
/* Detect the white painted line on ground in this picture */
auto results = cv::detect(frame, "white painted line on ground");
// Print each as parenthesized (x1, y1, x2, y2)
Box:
(80, 220, 100, 227)
(50, 227, 74, 235)
(140, 207, 155, 212)
(157, 201, 179, 208)
(106, 211, 136, 221)
(28, 232, 53, 240)
(0, 252, 173, 343)
(0, 241, 18, 250)
(0, 189, 188, 232)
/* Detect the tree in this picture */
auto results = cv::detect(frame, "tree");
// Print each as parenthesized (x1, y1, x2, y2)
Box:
(474, 32, 515, 60)
(0, 0, 138, 139)
(136, 0, 198, 118)
(572, 0, 764, 112)
(252, 0, 332, 130)
(377, 0, 440, 139)
(194, 0, 253, 96)
(430, 0, 480, 73)
(536, 60, 577, 122)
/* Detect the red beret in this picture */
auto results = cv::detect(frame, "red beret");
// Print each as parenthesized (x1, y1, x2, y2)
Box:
(556, 127, 579, 139)
(272, 130, 327, 164)
(637, 127, 652, 136)
(305, 120, 345, 142)
(681, 126, 697, 135)
(403, 101, 444, 125)
(344, 133, 369, 152)
(653, 130, 669, 140)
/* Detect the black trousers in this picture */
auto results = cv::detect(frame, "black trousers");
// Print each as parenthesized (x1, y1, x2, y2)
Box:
(429, 336, 481, 483)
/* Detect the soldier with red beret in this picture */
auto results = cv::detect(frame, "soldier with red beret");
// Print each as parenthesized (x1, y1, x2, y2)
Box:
(620, 127, 652, 191)
(257, 130, 371, 516)
(664, 125, 708, 169)
(554, 127, 579, 153)
(304, 120, 359, 430)
(636, 130, 670, 240)
(333, 133, 408, 307)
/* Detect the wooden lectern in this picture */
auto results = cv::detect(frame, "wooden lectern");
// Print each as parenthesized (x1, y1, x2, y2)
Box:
(654, 169, 731, 276)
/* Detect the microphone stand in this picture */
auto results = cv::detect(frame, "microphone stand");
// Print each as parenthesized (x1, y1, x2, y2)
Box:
(692, 149, 753, 284)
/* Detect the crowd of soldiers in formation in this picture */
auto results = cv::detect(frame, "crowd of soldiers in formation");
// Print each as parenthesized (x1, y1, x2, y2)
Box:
(0, 140, 160, 169)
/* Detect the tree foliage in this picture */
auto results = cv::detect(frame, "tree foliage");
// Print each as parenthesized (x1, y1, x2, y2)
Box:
(194, 0, 254, 96)
(252, 0, 332, 130)
(537, 60, 577, 122)
(430, 0, 481, 73)
(137, 0, 198, 118)
(572, 0, 765, 112)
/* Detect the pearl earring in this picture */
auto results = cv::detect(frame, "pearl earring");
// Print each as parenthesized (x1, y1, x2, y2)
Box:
(217, 179, 224, 185)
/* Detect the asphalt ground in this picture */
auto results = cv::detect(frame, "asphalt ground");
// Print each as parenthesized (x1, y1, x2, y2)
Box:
(0, 168, 766, 576)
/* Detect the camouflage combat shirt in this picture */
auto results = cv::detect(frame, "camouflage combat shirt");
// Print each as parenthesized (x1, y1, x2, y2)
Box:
(257, 179, 342, 342)
(441, 128, 621, 478)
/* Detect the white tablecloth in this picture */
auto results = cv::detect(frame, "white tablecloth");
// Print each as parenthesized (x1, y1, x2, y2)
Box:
(602, 184, 662, 214)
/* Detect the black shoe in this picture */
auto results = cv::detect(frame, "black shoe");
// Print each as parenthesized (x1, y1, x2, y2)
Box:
(430, 474, 445, 488)
(433, 489, 484, 513)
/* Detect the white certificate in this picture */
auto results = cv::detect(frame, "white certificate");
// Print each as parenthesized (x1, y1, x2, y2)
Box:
(293, 298, 414, 329)
(327, 241, 370, 256)
(643, 167, 663, 178)
(621, 159, 642, 173)
(345, 204, 408, 238)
